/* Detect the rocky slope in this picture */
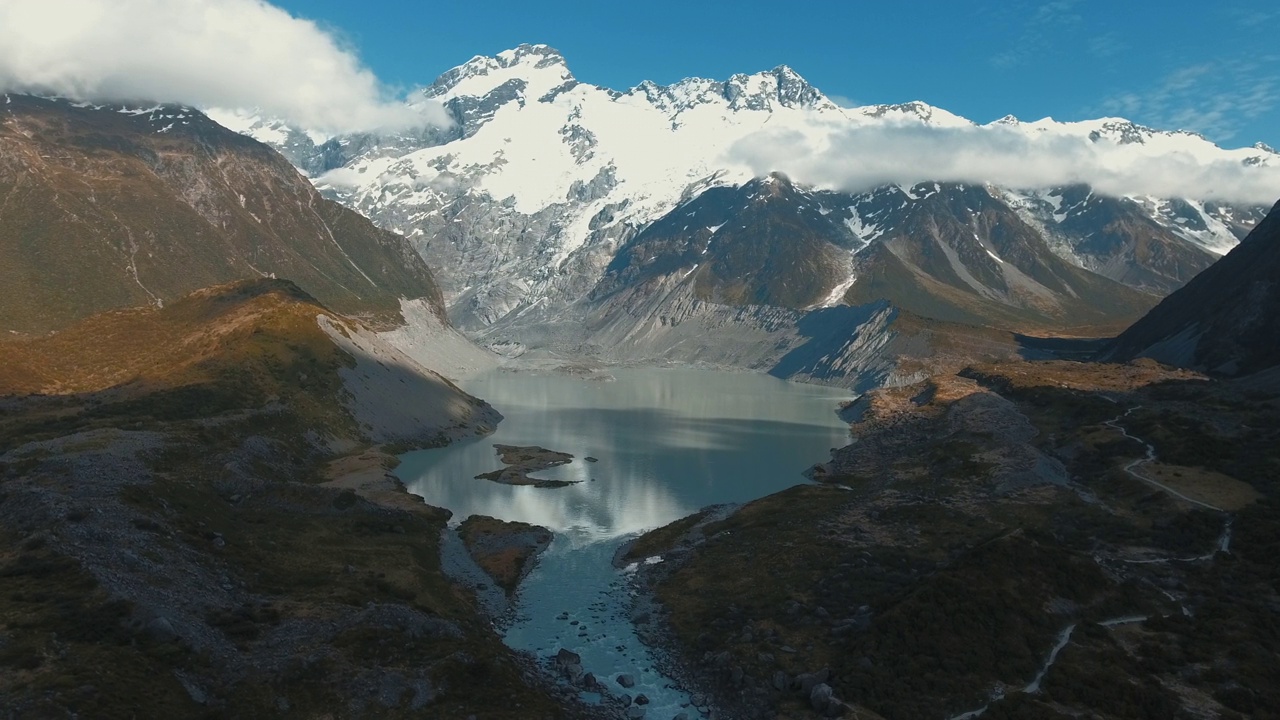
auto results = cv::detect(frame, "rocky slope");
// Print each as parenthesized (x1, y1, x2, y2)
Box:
(596, 174, 1157, 330)
(1105, 199, 1280, 374)
(0, 279, 615, 718)
(0, 94, 444, 334)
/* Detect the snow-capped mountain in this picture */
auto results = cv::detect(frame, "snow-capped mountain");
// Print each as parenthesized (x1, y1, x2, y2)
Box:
(211, 44, 1276, 381)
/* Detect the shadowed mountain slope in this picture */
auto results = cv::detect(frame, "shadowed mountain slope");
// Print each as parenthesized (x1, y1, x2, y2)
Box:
(1106, 199, 1280, 374)
(841, 183, 1158, 332)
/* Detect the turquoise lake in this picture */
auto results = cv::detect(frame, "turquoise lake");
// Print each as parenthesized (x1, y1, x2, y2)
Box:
(397, 367, 852, 718)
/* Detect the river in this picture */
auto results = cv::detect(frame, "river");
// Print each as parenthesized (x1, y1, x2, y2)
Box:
(396, 367, 852, 718)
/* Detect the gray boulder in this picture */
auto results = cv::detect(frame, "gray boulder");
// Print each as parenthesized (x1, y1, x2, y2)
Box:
(810, 683, 833, 711)
(554, 648, 581, 666)
(810, 683, 847, 716)
(772, 670, 788, 691)
(145, 616, 177, 643)
(793, 667, 831, 696)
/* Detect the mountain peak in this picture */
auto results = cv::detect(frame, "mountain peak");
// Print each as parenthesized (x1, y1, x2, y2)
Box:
(494, 43, 567, 70)
(858, 101, 973, 127)
(756, 171, 795, 188)
(627, 65, 835, 113)
(743, 171, 804, 201)
(724, 65, 835, 111)
(425, 43, 574, 101)
(1083, 118, 1155, 145)
(770, 64, 804, 81)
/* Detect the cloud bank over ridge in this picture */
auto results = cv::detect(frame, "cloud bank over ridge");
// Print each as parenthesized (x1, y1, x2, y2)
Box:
(0, 0, 447, 133)
(3, 1, 1274, 207)
(729, 122, 1280, 206)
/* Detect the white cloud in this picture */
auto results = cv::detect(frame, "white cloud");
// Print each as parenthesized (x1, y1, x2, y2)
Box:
(313, 167, 368, 189)
(826, 94, 860, 109)
(0, 0, 448, 134)
(728, 123, 1280, 206)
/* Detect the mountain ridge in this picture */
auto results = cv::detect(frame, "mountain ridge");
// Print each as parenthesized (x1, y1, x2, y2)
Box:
(205, 45, 1274, 383)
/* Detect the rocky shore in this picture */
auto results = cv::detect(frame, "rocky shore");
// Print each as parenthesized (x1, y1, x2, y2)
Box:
(623, 506, 865, 720)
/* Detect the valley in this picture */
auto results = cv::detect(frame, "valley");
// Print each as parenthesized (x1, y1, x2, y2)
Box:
(2, 27, 1280, 720)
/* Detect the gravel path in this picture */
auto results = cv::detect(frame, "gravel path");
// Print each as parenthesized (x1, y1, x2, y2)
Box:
(1104, 406, 1225, 512)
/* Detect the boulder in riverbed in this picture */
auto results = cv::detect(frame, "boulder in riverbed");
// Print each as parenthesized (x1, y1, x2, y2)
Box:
(554, 648, 581, 667)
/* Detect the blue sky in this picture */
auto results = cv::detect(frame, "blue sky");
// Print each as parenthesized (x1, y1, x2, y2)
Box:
(273, 0, 1280, 147)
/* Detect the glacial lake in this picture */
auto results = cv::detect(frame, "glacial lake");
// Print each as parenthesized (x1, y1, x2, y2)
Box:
(396, 367, 852, 718)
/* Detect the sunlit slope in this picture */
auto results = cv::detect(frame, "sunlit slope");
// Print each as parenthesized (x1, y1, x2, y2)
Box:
(0, 95, 442, 334)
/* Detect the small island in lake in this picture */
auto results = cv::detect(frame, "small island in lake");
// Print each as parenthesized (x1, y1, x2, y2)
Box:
(474, 444, 580, 487)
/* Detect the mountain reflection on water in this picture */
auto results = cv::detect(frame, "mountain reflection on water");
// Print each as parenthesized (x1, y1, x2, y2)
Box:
(398, 367, 853, 542)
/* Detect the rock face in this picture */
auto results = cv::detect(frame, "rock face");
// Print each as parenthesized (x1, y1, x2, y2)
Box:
(1006, 186, 1235, 295)
(1105, 199, 1280, 374)
(592, 174, 1157, 330)
(0, 95, 444, 334)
